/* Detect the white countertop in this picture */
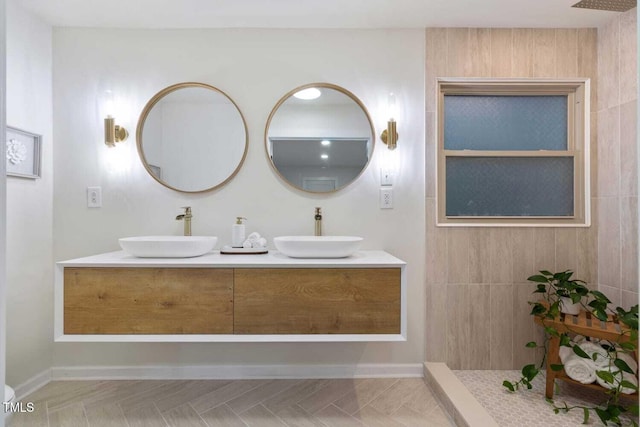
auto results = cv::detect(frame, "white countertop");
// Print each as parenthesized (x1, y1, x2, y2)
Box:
(57, 250, 406, 268)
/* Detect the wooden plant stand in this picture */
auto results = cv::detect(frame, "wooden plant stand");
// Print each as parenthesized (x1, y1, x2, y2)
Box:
(534, 309, 639, 399)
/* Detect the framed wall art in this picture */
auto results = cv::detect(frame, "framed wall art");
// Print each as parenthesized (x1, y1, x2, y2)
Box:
(6, 126, 42, 179)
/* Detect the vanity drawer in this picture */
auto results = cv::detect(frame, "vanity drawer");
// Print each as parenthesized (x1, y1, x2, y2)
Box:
(233, 268, 401, 334)
(64, 267, 233, 334)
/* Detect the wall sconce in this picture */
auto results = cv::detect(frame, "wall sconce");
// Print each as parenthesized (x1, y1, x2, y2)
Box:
(104, 90, 128, 147)
(380, 92, 398, 150)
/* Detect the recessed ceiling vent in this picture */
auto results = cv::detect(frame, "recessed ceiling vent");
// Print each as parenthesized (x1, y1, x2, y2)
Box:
(571, 0, 636, 12)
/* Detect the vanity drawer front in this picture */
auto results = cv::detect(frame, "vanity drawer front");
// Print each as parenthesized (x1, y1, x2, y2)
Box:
(64, 267, 233, 334)
(234, 268, 401, 334)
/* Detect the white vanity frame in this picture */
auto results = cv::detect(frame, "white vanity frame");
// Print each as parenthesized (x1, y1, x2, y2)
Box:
(54, 250, 407, 343)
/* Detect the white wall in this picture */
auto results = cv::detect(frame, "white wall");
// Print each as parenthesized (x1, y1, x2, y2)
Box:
(52, 28, 425, 370)
(0, 0, 6, 423)
(5, 0, 53, 386)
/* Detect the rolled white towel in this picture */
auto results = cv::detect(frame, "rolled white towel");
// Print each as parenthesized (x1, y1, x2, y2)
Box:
(563, 355, 597, 384)
(596, 368, 638, 394)
(572, 335, 587, 345)
(246, 232, 261, 241)
(242, 236, 267, 249)
(559, 345, 573, 363)
(242, 232, 267, 249)
(558, 335, 589, 362)
(579, 341, 610, 369)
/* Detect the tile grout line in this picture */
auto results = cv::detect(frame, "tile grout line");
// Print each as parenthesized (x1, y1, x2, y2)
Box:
(302, 381, 359, 417)
(328, 404, 366, 426)
(425, 401, 457, 427)
(223, 402, 250, 427)
(226, 380, 269, 409)
(348, 378, 400, 416)
(188, 402, 214, 427)
(616, 15, 622, 297)
(387, 385, 439, 420)
(258, 379, 319, 413)
(489, 284, 494, 369)
(288, 404, 331, 427)
(80, 402, 90, 427)
(195, 380, 267, 415)
(229, 380, 301, 420)
(85, 380, 164, 414)
(234, 397, 266, 417)
(261, 403, 296, 427)
(117, 402, 132, 427)
(153, 401, 171, 427)
(44, 380, 111, 416)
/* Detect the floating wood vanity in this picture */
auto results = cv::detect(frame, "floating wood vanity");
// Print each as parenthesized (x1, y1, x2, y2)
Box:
(55, 251, 406, 342)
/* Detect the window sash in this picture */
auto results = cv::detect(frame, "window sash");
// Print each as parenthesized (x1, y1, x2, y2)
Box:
(444, 156, 577, 218)
(436, 79, 589, 227)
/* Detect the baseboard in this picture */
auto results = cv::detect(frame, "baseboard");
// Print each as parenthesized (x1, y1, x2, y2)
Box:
(51, 363, 423, 380)
(423, 362, 498, 427)
(12, 369, 52, 401)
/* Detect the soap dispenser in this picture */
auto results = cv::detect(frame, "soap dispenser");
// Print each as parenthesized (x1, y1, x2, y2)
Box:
(232, 217, 247, 247)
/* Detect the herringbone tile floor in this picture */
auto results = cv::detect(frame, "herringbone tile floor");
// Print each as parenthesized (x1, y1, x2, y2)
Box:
(8, 378, 454, 427)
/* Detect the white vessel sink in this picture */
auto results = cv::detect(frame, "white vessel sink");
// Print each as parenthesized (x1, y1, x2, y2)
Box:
(119, 236, 217, 258)
(274, 236, 363, 258)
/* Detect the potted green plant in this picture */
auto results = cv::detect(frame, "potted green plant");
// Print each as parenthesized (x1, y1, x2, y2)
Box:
(528, 270, 589, 315)
(503, 270, 639, 426)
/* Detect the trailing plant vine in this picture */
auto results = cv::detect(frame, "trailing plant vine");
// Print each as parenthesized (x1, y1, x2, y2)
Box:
(502, 270, 639, 426)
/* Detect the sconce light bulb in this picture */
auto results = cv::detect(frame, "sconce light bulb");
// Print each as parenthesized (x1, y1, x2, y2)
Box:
(104, 90, 115, 117)
(321, 139, 331, 146)
(388, 92, 397, 121)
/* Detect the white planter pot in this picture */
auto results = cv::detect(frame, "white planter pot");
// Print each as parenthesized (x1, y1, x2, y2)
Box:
(560, 297, 581, 315)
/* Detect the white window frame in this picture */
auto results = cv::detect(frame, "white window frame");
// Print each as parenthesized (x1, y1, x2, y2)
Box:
(436, 78, 590, 227)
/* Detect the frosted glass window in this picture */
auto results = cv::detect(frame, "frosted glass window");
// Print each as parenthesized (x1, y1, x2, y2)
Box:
(445, 157, 574, 216)
(444, 95, 568, 151)
(438, 80, 589, 226)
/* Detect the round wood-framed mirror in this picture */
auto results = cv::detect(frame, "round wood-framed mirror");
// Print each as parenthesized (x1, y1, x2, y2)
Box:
(264, 83, 375, 193)
(136, 82, 248, 193)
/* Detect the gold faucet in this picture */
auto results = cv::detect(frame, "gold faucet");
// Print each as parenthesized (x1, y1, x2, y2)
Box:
(314, 207, 322, 236)
(176, 206, 192, 236)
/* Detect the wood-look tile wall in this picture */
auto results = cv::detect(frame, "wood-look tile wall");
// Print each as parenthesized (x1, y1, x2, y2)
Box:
(597, 9, 638, 308)
(425, 28, 599, 369)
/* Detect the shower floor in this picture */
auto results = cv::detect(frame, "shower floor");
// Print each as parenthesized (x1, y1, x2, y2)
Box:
(453, 370, 638, 427)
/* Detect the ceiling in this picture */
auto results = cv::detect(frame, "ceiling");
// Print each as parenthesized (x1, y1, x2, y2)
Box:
(19, 0, 619, 29)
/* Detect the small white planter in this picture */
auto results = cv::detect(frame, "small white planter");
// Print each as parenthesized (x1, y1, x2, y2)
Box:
(560, 297, 582, 315)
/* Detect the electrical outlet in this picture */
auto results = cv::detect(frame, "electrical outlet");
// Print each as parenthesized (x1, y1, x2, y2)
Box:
(87, 186, 102, 208)
(380, 188, 393, 209)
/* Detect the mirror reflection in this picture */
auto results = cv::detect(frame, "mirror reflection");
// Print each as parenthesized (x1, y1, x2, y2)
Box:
(265, 83, 374, 193)
(137, 82, 248, 193)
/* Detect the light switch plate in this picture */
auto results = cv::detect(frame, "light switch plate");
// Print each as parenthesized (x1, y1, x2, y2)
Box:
(381, 168, 393, 186)
(87, 186, 102, 208)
